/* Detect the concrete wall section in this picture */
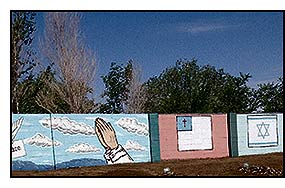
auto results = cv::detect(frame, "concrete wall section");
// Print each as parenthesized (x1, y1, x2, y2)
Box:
(12, 112, 282, 170)
(12, 114, 54, 170)
(228, 113, 239, 157)
(12, 114, 152, 171)
(158, 114, 229, 160)
(148, 113, 161, 162)
(236, 113, 283, 156)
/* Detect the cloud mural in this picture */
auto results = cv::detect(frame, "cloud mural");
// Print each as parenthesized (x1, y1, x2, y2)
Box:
(124, 140, 147, 151)
(24, 133, 62, 147)
(39, 117, 96, 136)
(116, 117, 149, 136)
(66, 143, 100, 153)
(12, 114, 152, 170)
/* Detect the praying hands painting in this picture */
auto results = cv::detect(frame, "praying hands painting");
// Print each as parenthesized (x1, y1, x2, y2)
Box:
(12, 114, 151, 171)
(95, 117, 134, 164)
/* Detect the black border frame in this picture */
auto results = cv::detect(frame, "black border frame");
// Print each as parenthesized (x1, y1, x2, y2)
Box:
(10, 10, 284, 178)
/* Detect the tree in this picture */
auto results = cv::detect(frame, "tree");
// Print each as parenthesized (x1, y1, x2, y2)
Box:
(17, 66, 69, 113)
(255, 77, 283, 113)
(125, 62, 147, 113)
(36, 12, 97, 113)
(218, 71, 254, 113)
(143, 59, 254, 113)
(11, 12, 37, 113)
(99, 61, 132, 113)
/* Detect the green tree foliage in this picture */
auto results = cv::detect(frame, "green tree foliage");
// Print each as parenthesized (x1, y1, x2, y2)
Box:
(99, 61, 133, 113)
(11, 12, 37, 113)
(143, 59, 254, 113)
(17, 66, 70, 113)
(255, 77, 283, 113)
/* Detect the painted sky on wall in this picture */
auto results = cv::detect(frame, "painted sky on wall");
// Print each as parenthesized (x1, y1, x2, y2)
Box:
(12, 114, 151, 165)
(33, 12, 283, 98)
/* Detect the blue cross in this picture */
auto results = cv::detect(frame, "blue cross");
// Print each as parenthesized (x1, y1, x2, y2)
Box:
(176, 116, 192, 131)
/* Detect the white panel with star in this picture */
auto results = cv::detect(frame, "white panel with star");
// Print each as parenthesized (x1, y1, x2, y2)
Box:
(247, 115, 278, 147)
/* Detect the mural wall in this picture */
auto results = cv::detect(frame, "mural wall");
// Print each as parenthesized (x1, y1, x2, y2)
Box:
(158, 114, 229, 160)
(12, 114, 151, 171)
(229, 113, 283, 157)
(12, 113, 283, 171)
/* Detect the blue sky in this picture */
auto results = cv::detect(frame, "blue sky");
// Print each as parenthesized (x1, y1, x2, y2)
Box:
(34, 12, 283, 98)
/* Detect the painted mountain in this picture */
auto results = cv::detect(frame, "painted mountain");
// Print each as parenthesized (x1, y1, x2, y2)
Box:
(12, 158, 106, 171)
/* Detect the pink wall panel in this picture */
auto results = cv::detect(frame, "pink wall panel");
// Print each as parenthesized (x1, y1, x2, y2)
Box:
(159, 114, 229, 160)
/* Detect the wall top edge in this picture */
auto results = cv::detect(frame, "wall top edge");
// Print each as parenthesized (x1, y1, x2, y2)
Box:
(12, 113, 152, 115)
(12, 113, 282, 116)
(236, 113, 283, 116)
(158, 113, 227, 116)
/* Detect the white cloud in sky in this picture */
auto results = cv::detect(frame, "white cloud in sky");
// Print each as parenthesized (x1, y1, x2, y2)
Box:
(116, 117, 149, 136)
(176, 20, 240, 34)
(123, 140, 147, 151)
(185, 24, 236, 34)
(66, 143, 100, 153)
(39, 117, 96, 136)
(24, 133, 62, 147)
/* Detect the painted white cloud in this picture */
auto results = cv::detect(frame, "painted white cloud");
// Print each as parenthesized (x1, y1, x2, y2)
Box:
(39, 117, 96, 136)
(66, 143, 100, 153)
(116, 117, 149, 136)
(124, 140, 147, 151)
(24, 133, 62, 147)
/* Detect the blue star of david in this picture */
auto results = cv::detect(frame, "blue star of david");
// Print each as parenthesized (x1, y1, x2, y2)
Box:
(256, 122, 270, 139)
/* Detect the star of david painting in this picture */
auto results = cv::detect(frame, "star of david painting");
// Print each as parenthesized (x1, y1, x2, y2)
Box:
(247, 115, 278, 148)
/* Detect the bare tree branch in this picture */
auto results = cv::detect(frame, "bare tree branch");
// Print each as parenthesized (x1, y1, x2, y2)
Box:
(36, 12, 97, 113)
(125, 63, 146, 113)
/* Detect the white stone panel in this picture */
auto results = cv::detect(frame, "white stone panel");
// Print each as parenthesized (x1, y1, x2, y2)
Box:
(248, 115, 278, 147)
(177, 116, 212, 151)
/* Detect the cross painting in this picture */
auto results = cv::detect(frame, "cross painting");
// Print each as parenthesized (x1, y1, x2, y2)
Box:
(247, 115, 278, 148)
(176, 116, 212, 151)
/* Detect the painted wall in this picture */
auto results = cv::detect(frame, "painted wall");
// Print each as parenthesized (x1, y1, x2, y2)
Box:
(231, 113, 283, 157)
(12, 114, 152, 171)
(12, 113, 282, 170)
(158, 114, 229, 160)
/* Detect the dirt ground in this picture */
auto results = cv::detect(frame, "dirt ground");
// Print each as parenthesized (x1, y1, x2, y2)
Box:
(12, 152, 283, 177)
